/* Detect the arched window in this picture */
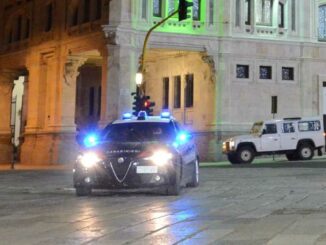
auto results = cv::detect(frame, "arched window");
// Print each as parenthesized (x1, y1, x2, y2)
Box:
(256, 0, 273, 25)
(319, 5, 326, 40)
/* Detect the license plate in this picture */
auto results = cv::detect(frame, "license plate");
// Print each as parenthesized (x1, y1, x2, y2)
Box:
(136, 166, 158, 174)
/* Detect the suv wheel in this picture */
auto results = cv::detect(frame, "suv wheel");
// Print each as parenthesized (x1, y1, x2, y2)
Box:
(297, 143, 314, 160)
(236, 146, 255, 164)
(227, 153, 239, 164)
(75, 186, 92, 196)
(188, 158, 199, 187)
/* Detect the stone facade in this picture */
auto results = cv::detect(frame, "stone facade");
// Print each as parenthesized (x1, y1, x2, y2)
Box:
(1, 0, 326, 164)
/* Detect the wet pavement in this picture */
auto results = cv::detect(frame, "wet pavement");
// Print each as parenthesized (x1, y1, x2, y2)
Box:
(1, 159, 326, 244)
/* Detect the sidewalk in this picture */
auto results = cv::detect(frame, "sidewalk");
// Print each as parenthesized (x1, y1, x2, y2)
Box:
(0, 163, 72, 171)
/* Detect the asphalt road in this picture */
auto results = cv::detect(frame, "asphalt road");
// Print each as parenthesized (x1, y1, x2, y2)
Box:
(2, 159, 326, 244)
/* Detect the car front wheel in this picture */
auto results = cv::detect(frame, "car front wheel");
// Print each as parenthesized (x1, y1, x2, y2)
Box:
(236, 146, 255, 164)
(188, 158, 199, 187)
(166, 167, 181, 196)
(75, 186, 92, 196)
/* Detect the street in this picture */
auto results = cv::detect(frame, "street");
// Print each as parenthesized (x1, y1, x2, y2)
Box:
(2, 159, 326, 244)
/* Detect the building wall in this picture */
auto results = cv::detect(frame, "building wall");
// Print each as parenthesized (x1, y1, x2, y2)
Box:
(0, 0, 109, 164)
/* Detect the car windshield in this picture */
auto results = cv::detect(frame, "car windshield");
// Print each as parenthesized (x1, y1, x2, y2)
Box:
(250, 121, 263, 135)
(101, 122, 176, 142)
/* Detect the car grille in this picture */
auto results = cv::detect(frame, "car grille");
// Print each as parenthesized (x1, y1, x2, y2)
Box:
(108, 157, 133, 180)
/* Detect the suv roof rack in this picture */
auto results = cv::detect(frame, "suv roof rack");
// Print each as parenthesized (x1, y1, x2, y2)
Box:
(283, 117, 302, 120)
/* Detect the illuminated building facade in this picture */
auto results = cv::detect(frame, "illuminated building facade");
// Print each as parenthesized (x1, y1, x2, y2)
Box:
(1, 0, 326, 164)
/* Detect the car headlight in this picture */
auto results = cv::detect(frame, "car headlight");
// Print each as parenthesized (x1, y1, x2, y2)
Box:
(78, 152, 101, 168)
(145, 150, 173, 166)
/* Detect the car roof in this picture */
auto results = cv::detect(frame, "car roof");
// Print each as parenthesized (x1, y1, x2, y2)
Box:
(262, 116, 322, 124)
(113, 116, 172, 125)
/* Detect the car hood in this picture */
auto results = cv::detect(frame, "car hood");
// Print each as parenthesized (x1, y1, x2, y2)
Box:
(227, 134, 259, 142)
(87, 141, 173, 158)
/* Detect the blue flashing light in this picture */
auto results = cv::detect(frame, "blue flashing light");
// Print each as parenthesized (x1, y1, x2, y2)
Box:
(161, 111, 171, 119)
(173, 131, 191, 147)
(137, 110, 147, 120)
(83, 134, 99, 148)
(122, 113, 133, 120)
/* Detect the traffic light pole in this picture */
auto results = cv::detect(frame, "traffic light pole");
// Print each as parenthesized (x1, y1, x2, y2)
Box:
(138, 9, 178, 95)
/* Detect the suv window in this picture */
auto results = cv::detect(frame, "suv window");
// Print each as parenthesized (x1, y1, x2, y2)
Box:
(264, 124, 277, 134)
(102, 122, 176, 142)
(283, 122, 295, 133)
(298, 121, 321, 132)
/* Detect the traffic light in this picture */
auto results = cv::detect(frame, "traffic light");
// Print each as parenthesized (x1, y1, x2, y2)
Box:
(178, 0, 193, 22)
(141, 96, 155, 116)
(132, 92, 142, 116)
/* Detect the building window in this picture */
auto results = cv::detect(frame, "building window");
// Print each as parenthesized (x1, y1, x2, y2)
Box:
(282, 67, 294, 81)
(319, 5, 326, 40)
(89, 87, 95, 116)
(209, 0, 214, 25)
(235, 0, 240, 27)
(174, 76, 181, 109)
(153, 0, 163, 17)
(14, 15, 22, 42)
(95, 0, 102, 20)
(259, 66, 272, 79)
(162, 77, 169, 109)
(24, 18, 30, 39)
(45, 3, 53, 32)
(245, 0, 251, 25)
(278, 2, 284, 28)
(83, 0, 90, 23)
(168, 0, 176, 14)
(193, 0, 201, 21)
(256, 0, 273, 25)
(236, 65, 249, 79)
(291, 0, 296, 31)
(71, 7, 79, 26)
(185, 74, 194, 108)
(97, 86, 101, 117)
(142, 0, 148, 19)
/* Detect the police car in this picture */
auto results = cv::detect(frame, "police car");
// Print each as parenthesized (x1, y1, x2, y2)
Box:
(73, 111, 199, 196)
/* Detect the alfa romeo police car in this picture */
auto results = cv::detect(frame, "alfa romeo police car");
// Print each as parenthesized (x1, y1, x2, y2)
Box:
(73, 111, 199, 196)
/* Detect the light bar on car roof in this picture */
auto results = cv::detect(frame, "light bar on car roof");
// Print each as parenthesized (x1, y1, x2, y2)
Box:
(161, 111, 171, 119)
(137, 111, 147, 120)
(122, 113, 133, 120)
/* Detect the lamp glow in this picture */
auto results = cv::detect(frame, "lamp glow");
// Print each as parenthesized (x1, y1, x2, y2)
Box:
(79, 152, 101, 168)
(135, 72, 143, 86)
(146, 150, 173, 166)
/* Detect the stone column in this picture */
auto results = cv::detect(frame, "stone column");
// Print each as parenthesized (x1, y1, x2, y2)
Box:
(103, 28, 140, 121)
(61, 55, 87, 131)
(0, 69, 18, 163)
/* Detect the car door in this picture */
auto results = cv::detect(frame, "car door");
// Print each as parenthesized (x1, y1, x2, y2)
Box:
(280, 122, 297, 150)
(260, 123, 281, 152)
(173, 121, 195, 182)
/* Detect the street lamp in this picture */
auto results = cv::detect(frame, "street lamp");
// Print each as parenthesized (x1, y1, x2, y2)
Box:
(135, 72, 143, 86)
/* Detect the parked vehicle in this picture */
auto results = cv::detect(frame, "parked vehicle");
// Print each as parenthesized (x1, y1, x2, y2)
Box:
(223, 117, 324, 164)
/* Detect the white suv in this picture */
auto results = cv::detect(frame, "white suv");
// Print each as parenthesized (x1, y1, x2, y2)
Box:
(223, 117, 325, 164)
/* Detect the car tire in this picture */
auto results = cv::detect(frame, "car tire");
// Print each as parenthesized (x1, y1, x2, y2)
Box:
(75, 186, 92, 196)
(297, 143, 314, 160)
(227, 153, 240, 164)
(286, 152, 299, 161)
(188, 158, 199, 187)
(236, 146, 255, 164)
(166, 167, 181, 196)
